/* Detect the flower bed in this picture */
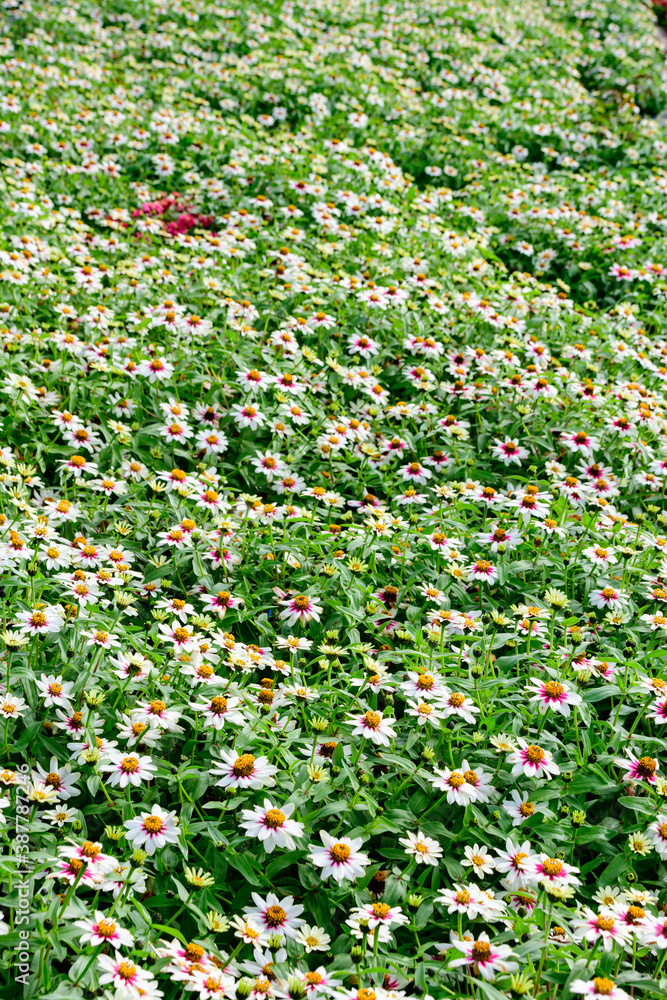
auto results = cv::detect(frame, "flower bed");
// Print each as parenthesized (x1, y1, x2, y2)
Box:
(3, 1, 667, 998)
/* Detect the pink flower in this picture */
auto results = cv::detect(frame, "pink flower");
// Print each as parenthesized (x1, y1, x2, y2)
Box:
(97, 955, 155, 994)
(507, 739, 560, 780)
(278, 593, 323, 626)
(239, 799, 304, 853)
(527, 853, 580, 887)
(450, 932, 518, 981)
(527, 677, 582, 716)
(76, 911, 134, 949)
(345, 708, 396, 746)
(100, 750, 156, 788)
(570, 978, 628, 999)
(614, 751, 659, 785)
(469, 559, 498, 584)
(309, 831, 370, 883)
(490, 437, 528, 465)
(400, 461, 432, 484)
(589, 586, 626, 611)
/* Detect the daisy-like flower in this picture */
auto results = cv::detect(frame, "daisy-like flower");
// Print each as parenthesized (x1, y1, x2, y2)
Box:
(429, 766, 476, 805)
(439, 689, 480, 724)
(490, 437, 529, 465)
(469, 559, 499, 585)
(294, 925, 332, 953)
(508, 487, 551, 520)
(351, 901, 408, 929)
(437, 883, 486, 918)
(572, 908, 630, 951)
(308, 831, 370, 883)
(647, 814, 667, 858)
(243, 891, 305, 940)
(561, 430, 600, 457)
(116, 714, 161, 748)
(490, 733, 518, 753)
(400, 669, 446, 700)
(137, 356, 174, 381)
(275, 635, 314, 652)
(502, 790, 541, 826)
(527, 676, 582, 716)
(458, 760, 494, 803)
(450, 932, 518, 981)
(398, 830, 443, 865)
(231, 402, 266, 429)
(527, 854, 581, 888)
(250, 450, 287, 480)
(438, 884, 505, 921)
(612, 901, 651, 938)
(582, 544, 617, 568)
(211, 749, 277, 790)
(405, 700, 444, 726)
(33, 757, 80, 800)
(100, 750, 157, 788)
(627, 831, 653, 856)
(570, 979, 629, 999)
(81, 628, 121, 650)
(231, 915, 270, 947)
(507, 739, 560, 780)
(641, 613, 667, 631)
(462, 844, 496, 879)
(189, 968, 236, 999)
(158, 620, 199, 651)
(193, 694, 244, 730)
(345, 708, 397, 746)
(97, 955, 155, 995)
(43, 805, 77, 827)
(643, 916, 667, 950)
(590, 586, 627, 612)
(132, 699, 182, 733)
(493, 839, 536, 889)
(201, 588, 243, 618)
(614, 750, 659, 786)
(75, 910, 134, 949)
(299, 966, 334, 996)
(239, 799, 304, 853)
(0, 692, 26, 718)
(124, 804, 180, 854)
(278, 593, 323, 626)
(47, 856, 104, 887)
(16, 606, 64, 636)
(400, 461, 432, 484)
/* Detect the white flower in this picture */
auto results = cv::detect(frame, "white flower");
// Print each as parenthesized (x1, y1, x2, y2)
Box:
(239, 799, 304, 853)
(293, 924, 332, 953)
(211, 749, 277, 790)
(243, 891, 305, 940)
(345, 708, 396, 746)
(398, 830, 443, 865)
(75, 910, 134, 949)
(308, 830, 370, 883)
(124, 805, 179, 854)
(100, 750, 157, 788)
(461, 843, 496, 879)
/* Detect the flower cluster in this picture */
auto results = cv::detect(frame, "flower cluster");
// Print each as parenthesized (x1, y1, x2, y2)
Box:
(2, 1, 667, 999)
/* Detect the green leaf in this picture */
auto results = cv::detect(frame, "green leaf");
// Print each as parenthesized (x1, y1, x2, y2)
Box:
(617, 796, 658, 816)
(475, 979, 511, 1000)
(227, 852, 262, 885)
